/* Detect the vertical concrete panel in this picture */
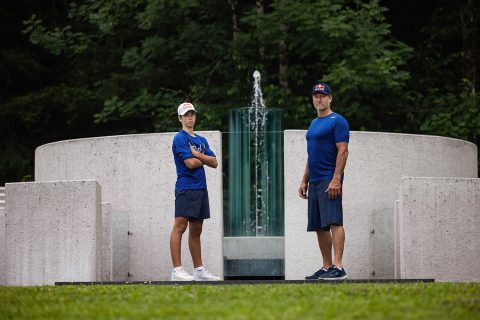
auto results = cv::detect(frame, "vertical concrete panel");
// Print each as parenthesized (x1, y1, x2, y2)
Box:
(285, 130, 477, 280)
(111, 209, 129, 281)
(394, 200, 400, 279)
(35, 132, 223, 280)
(101, 202, 112, 281)
(284, 131, 328, 279)
(399, 177, 480, 282)
(372, 208, 395, 278)
(95, 185, 102, 282)
(5, 181, 101, 286)
(0, 207, 5, 285)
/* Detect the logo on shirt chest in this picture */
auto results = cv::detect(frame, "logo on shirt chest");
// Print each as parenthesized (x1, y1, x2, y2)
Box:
(192, 143, 206, 153)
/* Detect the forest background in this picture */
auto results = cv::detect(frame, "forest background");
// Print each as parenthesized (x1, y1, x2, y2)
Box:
(0, 0, 478, 184)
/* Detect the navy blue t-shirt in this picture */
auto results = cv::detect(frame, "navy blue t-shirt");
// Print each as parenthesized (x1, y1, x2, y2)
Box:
(306, 112, 349, 182)
(172, 130, 216, 191)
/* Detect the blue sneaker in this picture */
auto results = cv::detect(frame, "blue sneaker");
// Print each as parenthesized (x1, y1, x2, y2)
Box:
(305, 267, 329, 280)
(319, 265, 348, 281)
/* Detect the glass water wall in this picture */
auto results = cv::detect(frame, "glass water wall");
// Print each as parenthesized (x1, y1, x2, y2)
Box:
(226, 107, 284, 236)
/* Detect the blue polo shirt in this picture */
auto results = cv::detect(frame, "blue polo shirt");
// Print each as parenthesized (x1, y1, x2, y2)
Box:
(172, 130, 216, 191)
(306, 112, 349, 182)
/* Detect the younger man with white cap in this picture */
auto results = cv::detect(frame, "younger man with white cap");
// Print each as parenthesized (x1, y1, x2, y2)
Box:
(170, 102, 221, 281)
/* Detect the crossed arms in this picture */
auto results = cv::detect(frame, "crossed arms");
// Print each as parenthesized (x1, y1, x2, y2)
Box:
(184, 142, 218, 169)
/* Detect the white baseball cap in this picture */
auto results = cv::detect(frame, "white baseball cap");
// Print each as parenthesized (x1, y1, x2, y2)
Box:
(177, 102, 197, 116)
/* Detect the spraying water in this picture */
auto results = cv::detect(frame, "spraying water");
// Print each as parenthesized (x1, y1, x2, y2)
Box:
(249, 70, 267, 236)
(251, 70, 266, 109)
(227, 70, 284, 238)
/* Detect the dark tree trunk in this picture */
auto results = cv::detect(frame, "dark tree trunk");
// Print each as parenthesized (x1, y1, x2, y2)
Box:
(278, 23, 289, 88)
(257, 0, 267, 59)
(460, 0, 478, 94)
(229, 0, 240, 41)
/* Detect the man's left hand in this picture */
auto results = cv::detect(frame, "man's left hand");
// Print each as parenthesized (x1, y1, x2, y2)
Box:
(326, 178, 342, 199)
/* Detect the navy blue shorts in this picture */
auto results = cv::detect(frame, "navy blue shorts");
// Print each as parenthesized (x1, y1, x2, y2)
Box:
(307, 180, 343, 231)
(175, 189, 210, 220)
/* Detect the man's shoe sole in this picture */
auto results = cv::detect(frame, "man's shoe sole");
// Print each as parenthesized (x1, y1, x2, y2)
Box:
(193, 278, 221, 281)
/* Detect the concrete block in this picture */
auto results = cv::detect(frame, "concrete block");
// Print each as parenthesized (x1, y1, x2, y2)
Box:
(223, 237, 284, 259)
(4, 180, 102, 286)
(284, 130, 477, 280)
(224, 259, 284, 277)
(101, 202, 112, 281)
(223, 237, 284, 277)
(398, 177, 480, 282)
(0, 207, 5, 285)
(35, 132, 223, 280)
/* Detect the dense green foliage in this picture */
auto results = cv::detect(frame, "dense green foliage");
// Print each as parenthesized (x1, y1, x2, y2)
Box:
(0, 0, 479, 183)
(1, 283, 479, 319)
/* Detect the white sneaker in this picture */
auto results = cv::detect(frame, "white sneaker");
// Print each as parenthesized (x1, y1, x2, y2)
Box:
(193, 268, 222, 281)
(171, 267, 194, 281)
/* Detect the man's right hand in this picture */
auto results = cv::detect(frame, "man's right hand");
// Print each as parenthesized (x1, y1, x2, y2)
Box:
(298, 181, 308, 199)
(189, 142, 201, 157)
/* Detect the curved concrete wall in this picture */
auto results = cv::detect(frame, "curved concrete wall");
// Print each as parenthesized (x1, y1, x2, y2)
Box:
(35, 132, 223, 281)
(284, 131, 477, 280)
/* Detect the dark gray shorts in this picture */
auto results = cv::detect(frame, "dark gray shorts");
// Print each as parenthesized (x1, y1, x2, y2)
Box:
(175, 189, 210, 220)
(307, 180, 343, 231)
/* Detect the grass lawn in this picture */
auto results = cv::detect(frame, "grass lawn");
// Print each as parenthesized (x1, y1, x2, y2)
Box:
(1, 282, 479, 319)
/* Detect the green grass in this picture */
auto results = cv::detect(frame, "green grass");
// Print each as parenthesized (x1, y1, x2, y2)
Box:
(1, 283, 479, 319)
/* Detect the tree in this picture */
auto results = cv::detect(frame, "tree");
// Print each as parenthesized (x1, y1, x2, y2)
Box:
(407, 0, 479, 145)
(237, 0, 412, 130)
(23, 0, 411, 131)
(0, 0, 82, 184)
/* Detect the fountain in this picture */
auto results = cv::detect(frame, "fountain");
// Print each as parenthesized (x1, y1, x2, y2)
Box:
(224, 71, 284, 278)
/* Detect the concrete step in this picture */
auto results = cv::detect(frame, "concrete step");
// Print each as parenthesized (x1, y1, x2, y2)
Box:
(55, 279, 435, 286)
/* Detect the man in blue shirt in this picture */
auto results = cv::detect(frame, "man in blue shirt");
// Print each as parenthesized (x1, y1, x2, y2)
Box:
(298, 83, 350, 281)
(170, 102, 221, 281)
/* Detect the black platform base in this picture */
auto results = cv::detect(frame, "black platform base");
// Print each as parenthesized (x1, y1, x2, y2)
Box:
(55, 279, 435, 286)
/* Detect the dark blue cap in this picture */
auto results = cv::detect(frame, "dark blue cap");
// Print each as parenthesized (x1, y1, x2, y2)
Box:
(312, 83, 332, 95)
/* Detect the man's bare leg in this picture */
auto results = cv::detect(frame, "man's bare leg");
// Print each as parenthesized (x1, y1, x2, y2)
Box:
(188, 219, 204, 268)
(170, 217, 188, 267)
(316, 230, 333, 269)
(331, 224, 345, 268)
